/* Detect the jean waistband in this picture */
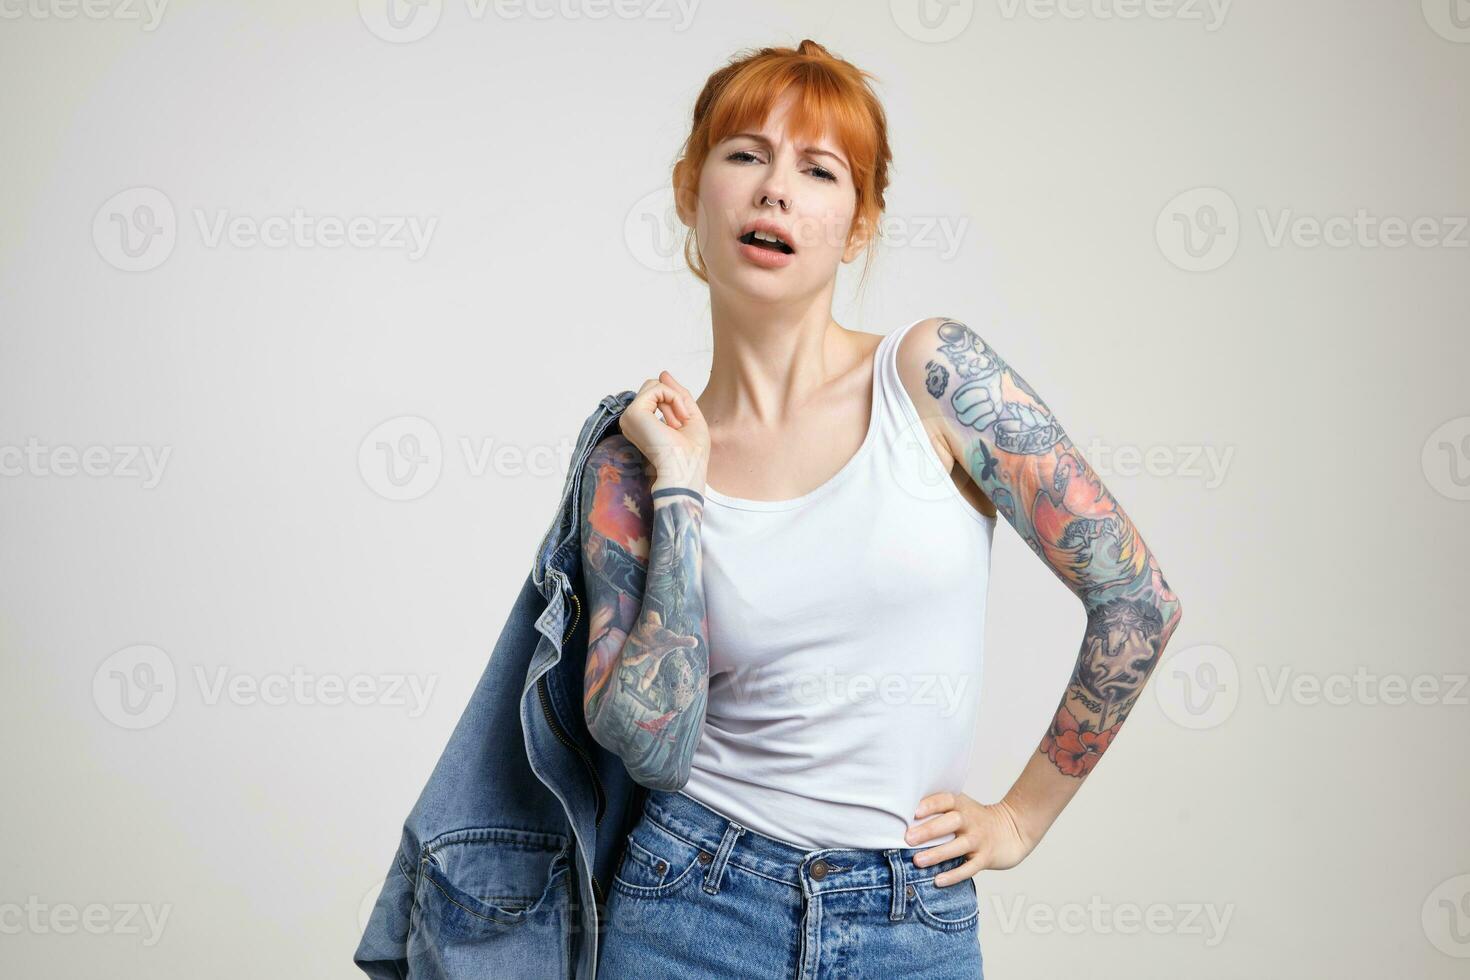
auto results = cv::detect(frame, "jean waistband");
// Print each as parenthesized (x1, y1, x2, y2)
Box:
(644, 788, 969, 900)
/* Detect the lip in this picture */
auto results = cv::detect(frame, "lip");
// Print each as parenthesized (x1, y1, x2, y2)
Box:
(736, 217, 797, 269)
(738, 239, 795, 268)
(738, 218, 797, 251)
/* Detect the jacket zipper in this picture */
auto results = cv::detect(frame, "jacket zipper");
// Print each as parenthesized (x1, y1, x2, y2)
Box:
(534, 409, 621, 929)
(535, 586, 607, 909)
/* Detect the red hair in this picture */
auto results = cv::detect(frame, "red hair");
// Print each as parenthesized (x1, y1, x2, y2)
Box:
(672, 39, 893, 287)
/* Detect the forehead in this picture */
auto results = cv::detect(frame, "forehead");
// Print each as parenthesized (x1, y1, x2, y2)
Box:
(716, 87, 845, 153)
(716, 122, 847, 169)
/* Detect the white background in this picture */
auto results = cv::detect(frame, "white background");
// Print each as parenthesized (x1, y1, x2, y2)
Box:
(2, 1, 1467, 977)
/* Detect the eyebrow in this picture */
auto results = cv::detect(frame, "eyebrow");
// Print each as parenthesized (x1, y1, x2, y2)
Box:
(724, 132, 849, 171)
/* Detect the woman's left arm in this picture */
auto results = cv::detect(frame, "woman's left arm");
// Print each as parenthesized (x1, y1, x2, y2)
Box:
(896, 317, 1184, 881)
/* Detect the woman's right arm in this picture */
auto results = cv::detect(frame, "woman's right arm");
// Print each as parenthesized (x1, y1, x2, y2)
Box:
(577, 429, 710, 791)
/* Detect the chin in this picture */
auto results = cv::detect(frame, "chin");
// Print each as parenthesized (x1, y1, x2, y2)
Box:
(709, 265, 795, 299)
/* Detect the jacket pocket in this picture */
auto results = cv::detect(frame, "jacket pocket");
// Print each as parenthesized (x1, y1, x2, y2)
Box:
(408, 827, 573, 979)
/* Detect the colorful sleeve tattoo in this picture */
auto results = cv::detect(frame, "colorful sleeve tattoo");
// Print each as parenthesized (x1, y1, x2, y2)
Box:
(577, 432, 710, 791)
(904, 318, 1184, 779)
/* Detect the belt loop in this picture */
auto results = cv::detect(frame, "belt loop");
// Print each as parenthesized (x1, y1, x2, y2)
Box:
(884, 848, 907, 921)
(703, 820, 745, 894)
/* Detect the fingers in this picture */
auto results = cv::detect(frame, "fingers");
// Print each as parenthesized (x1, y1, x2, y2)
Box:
(910, 834, 974, 870)
(933, 853, 985, 887)
(633, 380, 676, 412)
(634, 374, 698, 428)
(655, 372, 697, 425)
(660, 369, 695, 401)
(914, 791, 957, 818)
(906, 808, 962, 846)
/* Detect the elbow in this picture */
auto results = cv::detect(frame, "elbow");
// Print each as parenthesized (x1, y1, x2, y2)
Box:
(1162, 588, 1183, 624)
(1156, 592, 1183, 646)
(586, 715, 693, 793)
(634, 770, 687, 794)
(629, 752, 693, 793)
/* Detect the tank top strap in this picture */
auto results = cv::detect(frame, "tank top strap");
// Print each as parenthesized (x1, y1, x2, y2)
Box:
(870, 315, 930, 433)
(870, 315, 991, 521)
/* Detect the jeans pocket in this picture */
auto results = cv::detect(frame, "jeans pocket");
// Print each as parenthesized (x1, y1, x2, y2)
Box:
(408, 827, 572, 979)
(610, 816, 708, 900)
(911, 874, 980, 932)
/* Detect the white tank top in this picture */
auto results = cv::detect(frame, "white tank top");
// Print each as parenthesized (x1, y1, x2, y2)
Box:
(682, 316, 998, 851)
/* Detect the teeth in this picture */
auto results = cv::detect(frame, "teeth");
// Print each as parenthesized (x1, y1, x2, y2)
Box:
(751, 230, 788, 248)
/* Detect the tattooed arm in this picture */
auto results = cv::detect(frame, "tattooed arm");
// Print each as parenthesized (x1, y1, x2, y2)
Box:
(898, 317, 1183, 846)
(577, 432, 711, 792)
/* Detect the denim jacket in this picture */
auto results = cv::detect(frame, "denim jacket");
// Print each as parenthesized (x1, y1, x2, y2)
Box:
(354, 389, 651, 980)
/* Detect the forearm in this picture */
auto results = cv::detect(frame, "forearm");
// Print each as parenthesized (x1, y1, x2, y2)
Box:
(1004, 579, 1183, 845)
(586, 485, 710, 791)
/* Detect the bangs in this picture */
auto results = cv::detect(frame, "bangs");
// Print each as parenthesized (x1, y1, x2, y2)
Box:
(703, 65, 877, 185)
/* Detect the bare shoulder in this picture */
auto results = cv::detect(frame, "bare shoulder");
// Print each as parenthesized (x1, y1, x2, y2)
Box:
(893, 315, 976, 422)
(887, 314, 1017, 490)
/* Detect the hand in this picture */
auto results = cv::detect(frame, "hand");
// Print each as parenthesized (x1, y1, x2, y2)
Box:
(905, 791, 1038, 886)
(618, 371, 710, 491)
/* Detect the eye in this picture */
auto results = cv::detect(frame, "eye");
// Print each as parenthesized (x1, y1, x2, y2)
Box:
(725, 149, 838, 184)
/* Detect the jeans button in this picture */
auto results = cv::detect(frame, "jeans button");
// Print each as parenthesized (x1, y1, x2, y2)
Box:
(906, 884, 916, 898)
(810, 859, 829, 880)
(698, 851, 712, 865)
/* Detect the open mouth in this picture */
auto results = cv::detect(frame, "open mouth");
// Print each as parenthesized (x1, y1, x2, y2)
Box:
(739, 230, 794, 254)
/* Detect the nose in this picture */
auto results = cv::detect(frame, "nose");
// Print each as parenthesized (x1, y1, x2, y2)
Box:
(757, 179, 790, 211)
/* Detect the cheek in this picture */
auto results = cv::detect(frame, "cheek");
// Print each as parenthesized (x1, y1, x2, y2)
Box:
(699, 177, 742, 218)
(799, 197, 859, 255)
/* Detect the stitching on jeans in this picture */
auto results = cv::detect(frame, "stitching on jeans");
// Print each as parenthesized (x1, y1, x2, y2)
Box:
(702, 822, 745, 894)
(641, 813, 958, 895)
(420, 864, 567, 923)
(910, 878, 980, 930)
(886, 849, 906, 921)
(610, 855, 705, 897)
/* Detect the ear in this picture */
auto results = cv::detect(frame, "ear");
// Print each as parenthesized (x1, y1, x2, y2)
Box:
(672, 163, 698, 230)
(842, 212, 874, 263)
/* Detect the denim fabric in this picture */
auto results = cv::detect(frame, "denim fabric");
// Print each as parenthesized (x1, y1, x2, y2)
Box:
(354, 389, 650, 980)
(599, 789, 984, 979)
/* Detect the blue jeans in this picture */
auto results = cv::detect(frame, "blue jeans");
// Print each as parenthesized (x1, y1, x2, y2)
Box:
(598, 788, 984, 978)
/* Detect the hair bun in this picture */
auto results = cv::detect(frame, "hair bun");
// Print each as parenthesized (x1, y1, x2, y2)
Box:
(796, 39, 833, 58)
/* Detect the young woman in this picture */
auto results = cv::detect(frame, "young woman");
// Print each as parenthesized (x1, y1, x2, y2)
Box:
(577, 39, 1183, 978)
